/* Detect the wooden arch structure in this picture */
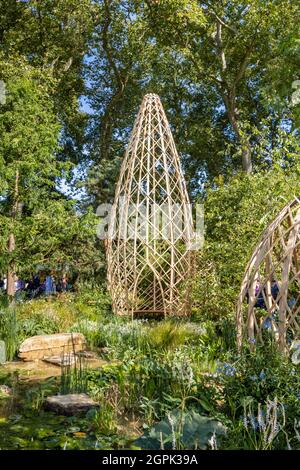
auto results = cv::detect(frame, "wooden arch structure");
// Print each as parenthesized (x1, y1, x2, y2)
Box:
(106, 93, 195, 317)
(236, 197, 300, 351)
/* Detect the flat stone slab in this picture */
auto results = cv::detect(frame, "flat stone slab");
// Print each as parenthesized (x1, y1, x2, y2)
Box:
(18, 333, 86, 361)
(44, 393, 99, 416)
(43, 353, 78, 366)
(76, 350, 98, 359)
(42, 350, 101, 367)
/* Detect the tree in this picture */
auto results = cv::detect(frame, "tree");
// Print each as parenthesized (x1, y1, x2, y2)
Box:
(0, 58, 101, 293)
(192, 167, 300, 322)
(0, 0, 96, 163)
(0, 60, 58, 293)
(84, 0, 158, 204)
(0, 2, 105, 291)
(142, 0, 299, 174)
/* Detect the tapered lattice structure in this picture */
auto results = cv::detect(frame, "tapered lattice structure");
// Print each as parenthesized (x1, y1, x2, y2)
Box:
(237, 197, 300, 351)
(106, 94, 195, 317)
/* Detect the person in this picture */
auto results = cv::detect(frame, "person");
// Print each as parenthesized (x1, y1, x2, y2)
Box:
(25, 274, 41, 299)
(61, 273, 68, 292)
(258, 278, 280, 331)
(288, 297, 297, 309)
(26, 277, 34, 298)
(15, 276, 25, 300)
(45, 273, 56, 296)
(271, 278, 279, 301)
(255, 281, 266, 309)
(16, 278, 25, 291)
(254, 277, 279, 310)
(56, 273, 68, 293)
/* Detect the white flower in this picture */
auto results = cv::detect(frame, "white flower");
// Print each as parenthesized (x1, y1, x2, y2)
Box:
(208, 432, 217, 450)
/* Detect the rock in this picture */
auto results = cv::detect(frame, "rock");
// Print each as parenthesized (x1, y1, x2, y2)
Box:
(99, 347, 110, 355)
(42, 352, 78, 367)
(44, 393, 99, 416)
(43, 350, 100, 366)
(18, 333, 86, 361)
(0, 385, 12, 397)
(76, 350, 98, 359)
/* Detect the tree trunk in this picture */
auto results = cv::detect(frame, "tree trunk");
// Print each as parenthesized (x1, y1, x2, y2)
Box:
(214, 19, 253, 174)
(7, 234, 16, 297)
(241, 141, 252, 174)
(224, 93, 253, 174)
(7, 168, 20, 299)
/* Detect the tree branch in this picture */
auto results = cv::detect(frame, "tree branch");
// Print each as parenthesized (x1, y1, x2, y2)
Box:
(215, 21, 227, 73)
(102, 0, 125, 90)
(209, 9, 237, 34)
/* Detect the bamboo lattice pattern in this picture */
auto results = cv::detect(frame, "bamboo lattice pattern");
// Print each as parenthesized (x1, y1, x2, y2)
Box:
(236, 197, 300, 351)
(106, 94, 195, 317)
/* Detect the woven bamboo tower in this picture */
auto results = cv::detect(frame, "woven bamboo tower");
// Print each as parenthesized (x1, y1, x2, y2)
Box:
(106, 93, 194, 317)
(236, 197, 300, 351)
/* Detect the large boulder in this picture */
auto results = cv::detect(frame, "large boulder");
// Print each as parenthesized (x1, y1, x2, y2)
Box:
(18, 333, 86, 361)
(44, 393, 99, 416)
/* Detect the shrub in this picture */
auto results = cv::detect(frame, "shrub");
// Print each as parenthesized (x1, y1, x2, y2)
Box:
(146, 321, 198, 351)
(135, 409, 226, 450)
(192, 169, 300, 322)
(18, 315, 59, 340)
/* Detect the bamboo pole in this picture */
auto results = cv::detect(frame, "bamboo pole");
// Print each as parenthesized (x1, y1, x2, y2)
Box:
(237, 197, 300, 350)
(106, 94, 195, 317)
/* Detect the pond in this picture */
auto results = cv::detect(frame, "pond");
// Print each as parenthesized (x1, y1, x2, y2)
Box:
(0, 360, 136, 450)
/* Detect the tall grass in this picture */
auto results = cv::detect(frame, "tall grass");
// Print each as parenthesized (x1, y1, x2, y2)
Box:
(94, 318, 204, 359)
(60, 336, 89, 394)
(60, 354, 89, 394)
(146, 321, 199, 351)
(0, 306, 19, 361)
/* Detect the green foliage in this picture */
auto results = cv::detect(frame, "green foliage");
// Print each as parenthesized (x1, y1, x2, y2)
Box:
(146, 321, 198, 352)
(60, 356, 89, 395)
(24, 377, 58, 412)
(93, 403, 118, 436)
(238, 396, 289, 450)
(73, 288, 112, 318)
(0, 308, 19, 361)
(219, 344, 300, 419)
(192, 169, 300, 321)
(0, 58, 99, 279)
(18, 316, 59, 340)
(2, 295, 300, 450)
(143, 0, 299, 175)
(0, 0, 299, 452)
(0, 291, 112, 359)
(135, 409, 226, 450)
(0, 0, 96, 161)
(0, 410, 122, 450)
(93, 317, 208, 360)
(0, 3, 103, 282)
(81, 0, 300, 192)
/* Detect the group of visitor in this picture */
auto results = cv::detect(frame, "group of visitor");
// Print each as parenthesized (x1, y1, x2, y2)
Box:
(0, 273, 72, 299)
(250, 277, 297, 331)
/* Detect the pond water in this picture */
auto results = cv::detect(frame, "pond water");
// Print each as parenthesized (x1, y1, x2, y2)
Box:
(0, 359, 132, 450)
